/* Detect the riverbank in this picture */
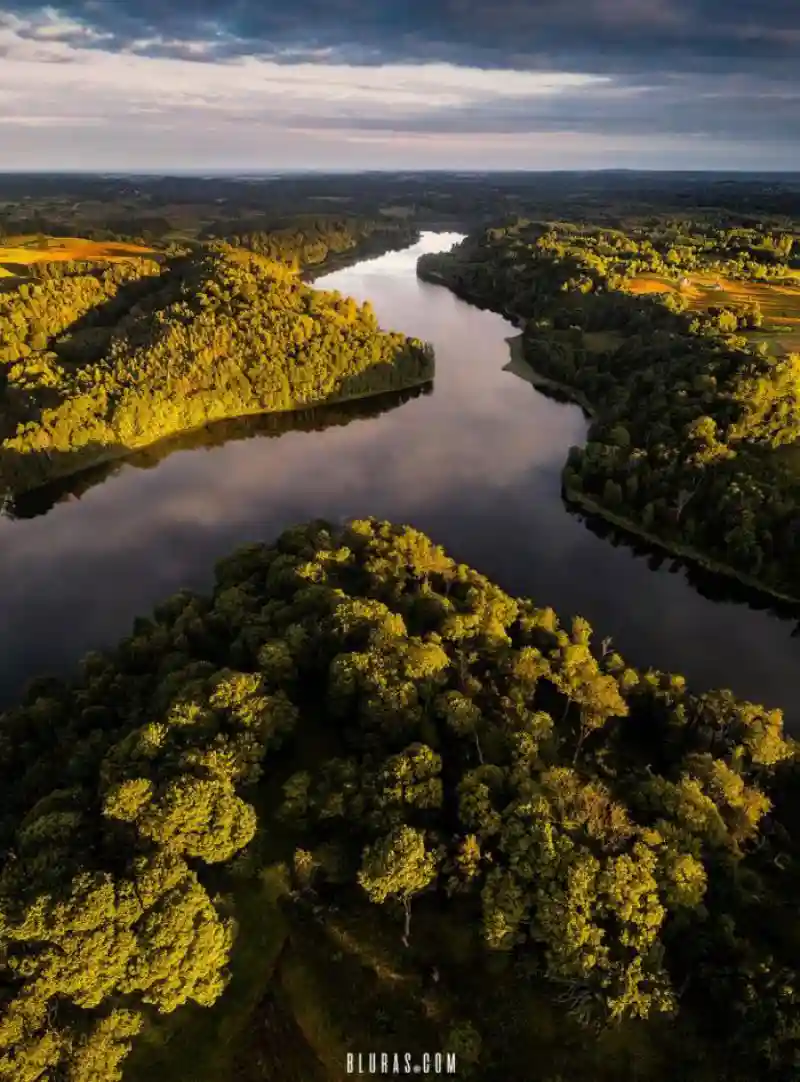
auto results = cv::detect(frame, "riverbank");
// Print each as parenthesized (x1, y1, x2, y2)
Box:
(0, 376, 435, 497)
(0, 246, 436, 496)
(425, 263, 800, 612)
(424, 258, 595, 417)
(302, 228, 422, 283)
(504, 333, 596, 418)
(510, 329, 800, 608)
(564, 485, 800, 608)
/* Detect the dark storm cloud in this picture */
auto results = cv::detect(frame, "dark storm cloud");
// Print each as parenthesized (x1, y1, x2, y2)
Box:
(1, 0, 798, 169)
(3, 0, 799, 77)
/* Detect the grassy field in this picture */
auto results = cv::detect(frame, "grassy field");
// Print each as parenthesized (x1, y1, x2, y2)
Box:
(624, 271, 800, 355)
(0, 235, 156, 268)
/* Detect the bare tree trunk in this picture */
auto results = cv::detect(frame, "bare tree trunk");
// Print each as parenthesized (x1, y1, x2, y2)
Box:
(572, 728, 585, 766)
(572, 710, 588, 765)
(676, 483, 700, 522)
(474, 731, 485, 765)
(401, 897, 412, 948)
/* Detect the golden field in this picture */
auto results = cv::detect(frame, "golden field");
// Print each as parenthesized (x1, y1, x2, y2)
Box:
(0, 236, 156, 267)
(624, 271, 800, 354)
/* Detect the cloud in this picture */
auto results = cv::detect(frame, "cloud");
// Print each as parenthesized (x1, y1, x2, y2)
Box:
(0, 2, 798, 168)
(2, 0, 799, 75)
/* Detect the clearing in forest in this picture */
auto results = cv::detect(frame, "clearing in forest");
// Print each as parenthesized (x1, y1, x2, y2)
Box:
(582, 330, 626, 354)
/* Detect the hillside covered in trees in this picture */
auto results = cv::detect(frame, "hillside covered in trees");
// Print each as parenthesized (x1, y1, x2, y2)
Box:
(0, 247, 433, 494)
(0, 519, 798, 1082)
(200, 218, 419, 273)
(418, 221, 800, 601)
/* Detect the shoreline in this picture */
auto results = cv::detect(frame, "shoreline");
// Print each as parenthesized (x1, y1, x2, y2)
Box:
(504, 333, 597, 418)
(426, 272, 800, 611)
(2, 235, 436, 499)
(564, 486, 800, 608)
(302, 229, 422, 283)
(508, 333, 800, 607)
(1, 376, 434, 498)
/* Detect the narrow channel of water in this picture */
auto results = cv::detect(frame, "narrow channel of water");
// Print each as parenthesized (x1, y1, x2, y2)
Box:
(1, 232, 799, 724)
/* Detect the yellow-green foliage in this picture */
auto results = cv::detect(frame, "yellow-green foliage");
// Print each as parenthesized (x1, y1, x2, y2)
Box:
(0, 250, 433, 492)
(0, 259, 162, 363)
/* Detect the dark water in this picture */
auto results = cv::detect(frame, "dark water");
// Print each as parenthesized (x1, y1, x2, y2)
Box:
(1, 232, 799, 723)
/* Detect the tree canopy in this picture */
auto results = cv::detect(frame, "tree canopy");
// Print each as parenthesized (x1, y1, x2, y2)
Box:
(1, 519, 798, 1081)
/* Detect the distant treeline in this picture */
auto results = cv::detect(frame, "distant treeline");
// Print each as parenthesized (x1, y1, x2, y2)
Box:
(0, 215, 420, 264)
(201, 217, 419, 269)
(0, 219, 175, 246)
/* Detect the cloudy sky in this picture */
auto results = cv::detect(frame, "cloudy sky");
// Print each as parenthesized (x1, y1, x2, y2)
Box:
(0, 0, 798, 171)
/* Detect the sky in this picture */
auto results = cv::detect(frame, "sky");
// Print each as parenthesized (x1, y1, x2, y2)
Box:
(0, 1, 798, 171)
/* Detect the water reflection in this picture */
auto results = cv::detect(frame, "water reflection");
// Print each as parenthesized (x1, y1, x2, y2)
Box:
(6, 386, 432, 521)
(572, 503, 800, 622)
(1, 231, 799, 728)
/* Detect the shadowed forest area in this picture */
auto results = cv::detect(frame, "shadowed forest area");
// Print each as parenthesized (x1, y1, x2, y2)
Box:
(2, 519, 800, 1082)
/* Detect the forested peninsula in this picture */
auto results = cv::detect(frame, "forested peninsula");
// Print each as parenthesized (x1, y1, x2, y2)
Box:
(0, 518, 798, 1082)
(3, 386, 431, 523)
(0, 243, 432, 494)
(418, 222, 800, 602)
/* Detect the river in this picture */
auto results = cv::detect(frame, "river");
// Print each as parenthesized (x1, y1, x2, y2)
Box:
(1, 231, 799, 724)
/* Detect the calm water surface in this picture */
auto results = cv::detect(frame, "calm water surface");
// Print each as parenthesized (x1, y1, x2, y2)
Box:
(2, 232, 799, 723)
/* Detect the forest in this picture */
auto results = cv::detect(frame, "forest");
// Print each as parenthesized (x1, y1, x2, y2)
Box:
(0, 245, 433, 493)
(417, 220, 800, 601)
(0, 518, 798, 1082)
(4, 176, 800, 1082)
(198, 219, 419, 272)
